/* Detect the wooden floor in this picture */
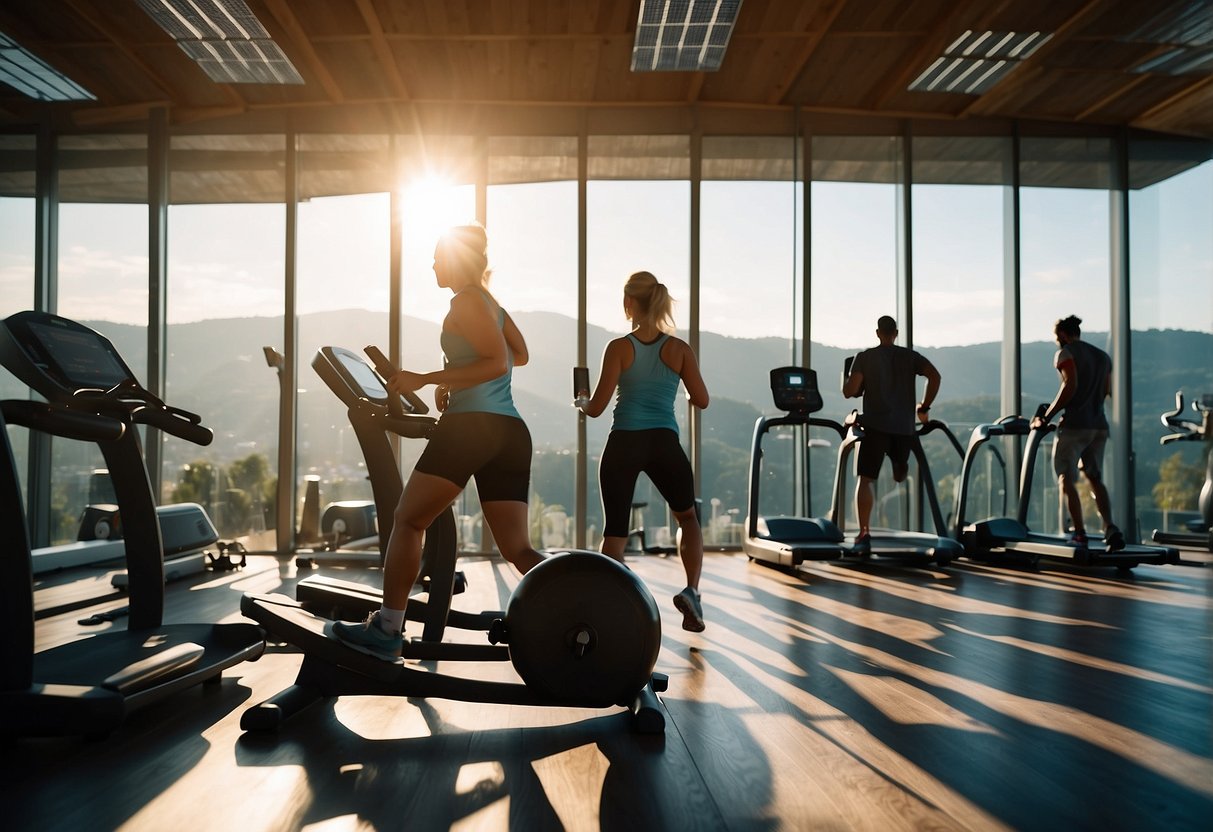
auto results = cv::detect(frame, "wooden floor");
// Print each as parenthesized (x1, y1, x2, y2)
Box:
(6, 547, 1212, 832)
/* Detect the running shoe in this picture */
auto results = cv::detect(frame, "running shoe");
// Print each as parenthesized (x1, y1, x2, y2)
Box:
(852, 532, 873, 557)
(328, 611, 404, 663)
(673, 587, 705, 632)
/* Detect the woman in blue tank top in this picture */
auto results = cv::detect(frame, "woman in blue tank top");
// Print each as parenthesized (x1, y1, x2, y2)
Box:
(332, 223, 543, 661)
(578, 271, 711, 632)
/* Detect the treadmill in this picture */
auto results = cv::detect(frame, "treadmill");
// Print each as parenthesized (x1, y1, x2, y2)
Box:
(743, 367, 851, 568)
(0, 311, 264, 738)
(295, 346, 498, 641)
(1151, 391, 1212, 552)
(955, 406, 1179, 570)
(825, 412, 965, 567)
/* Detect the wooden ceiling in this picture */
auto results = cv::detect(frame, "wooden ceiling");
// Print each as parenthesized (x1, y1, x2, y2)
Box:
(1, 0, 1212, 139)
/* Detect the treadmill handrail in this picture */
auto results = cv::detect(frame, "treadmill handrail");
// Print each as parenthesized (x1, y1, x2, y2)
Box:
(746, 413, 846, 540)
(828, 412, 957, 538)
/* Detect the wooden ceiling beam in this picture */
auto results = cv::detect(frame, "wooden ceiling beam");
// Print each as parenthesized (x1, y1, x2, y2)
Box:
(70, 100, 172, 127)
(1133, 73, 1213, 128)
(766, 0, 848, 106)
(261, 0, 346, 103)
(1073, 74, 1154, 122)
(353, 0, 412, 100)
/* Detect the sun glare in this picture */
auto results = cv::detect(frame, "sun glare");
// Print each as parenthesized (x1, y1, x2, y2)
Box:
(401, 173, 474, 253)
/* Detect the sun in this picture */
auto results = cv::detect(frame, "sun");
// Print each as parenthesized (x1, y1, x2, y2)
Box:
(400, 172, 475, 253)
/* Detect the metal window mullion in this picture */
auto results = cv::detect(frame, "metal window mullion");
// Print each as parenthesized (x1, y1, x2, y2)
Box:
(575, 117, 588, 549)
(145, 107, 169, 502)
(1110, 129, 1135, 539)
(1003, 124, 1023, 501)
(279, 128, 299, 555)
(689, 121, 702, 497)
(27, 124, 57, 547)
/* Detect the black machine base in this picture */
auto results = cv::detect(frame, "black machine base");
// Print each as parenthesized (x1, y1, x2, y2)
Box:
(238, 592, 666, 735)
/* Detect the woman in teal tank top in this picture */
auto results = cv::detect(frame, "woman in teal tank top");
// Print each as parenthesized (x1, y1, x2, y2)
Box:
(331, 223, 543, 661)
(578, 271, 711, 632)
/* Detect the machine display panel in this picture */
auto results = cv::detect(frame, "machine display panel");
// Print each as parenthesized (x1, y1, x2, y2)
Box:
(27, 320, 131, 390)
(334, 350, 388, 400)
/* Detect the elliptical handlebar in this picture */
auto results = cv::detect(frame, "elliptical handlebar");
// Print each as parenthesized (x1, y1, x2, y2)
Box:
(72, 377, 213, 446)
(364, 344, 429, 417)
(1160, 389, 1210, 445)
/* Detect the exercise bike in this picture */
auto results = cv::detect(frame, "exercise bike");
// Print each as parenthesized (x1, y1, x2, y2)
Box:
(1151, 391, 1213, 552)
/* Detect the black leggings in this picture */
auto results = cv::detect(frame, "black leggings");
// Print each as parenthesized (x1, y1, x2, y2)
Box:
(414, 412, 532, 502)
(600, 429, 696, 538)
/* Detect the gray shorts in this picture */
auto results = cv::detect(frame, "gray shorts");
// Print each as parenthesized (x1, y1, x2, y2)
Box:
(1052, 427, 1107, 481)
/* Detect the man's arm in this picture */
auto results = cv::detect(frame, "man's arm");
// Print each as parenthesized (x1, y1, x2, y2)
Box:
(917, 359, 941, 423)
(842, 354, 864, 399)
(1032, 358, 1076, 428)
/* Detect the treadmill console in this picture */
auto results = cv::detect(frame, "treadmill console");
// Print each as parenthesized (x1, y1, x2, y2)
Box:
(0, 311, 135, 397)
(314, 345, 428, 416)
(770, 366, 823, 416)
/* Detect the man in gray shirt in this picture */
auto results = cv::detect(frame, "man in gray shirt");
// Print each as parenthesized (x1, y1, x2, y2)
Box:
(1029, 314, 1125, 551)
(842, 315, 941, 554)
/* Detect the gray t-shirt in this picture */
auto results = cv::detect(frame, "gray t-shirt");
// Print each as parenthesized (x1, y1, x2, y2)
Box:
(852, 344, 929, 435)
(1056, 338, 1111, 430)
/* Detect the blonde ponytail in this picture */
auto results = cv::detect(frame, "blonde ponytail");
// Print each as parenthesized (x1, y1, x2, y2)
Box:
(624, 271, 676, 334)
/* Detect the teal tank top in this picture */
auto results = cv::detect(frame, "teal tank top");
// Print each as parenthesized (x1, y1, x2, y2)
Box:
(612, 333, 679, 433)
(440, 289, 520, 419)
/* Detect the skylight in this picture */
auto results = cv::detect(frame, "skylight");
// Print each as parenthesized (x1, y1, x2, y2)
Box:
(631, 0, 744, 73)
(135, 0, 303, 85)
(0, 32, 95, 101)
(908, 30, 1053, 95)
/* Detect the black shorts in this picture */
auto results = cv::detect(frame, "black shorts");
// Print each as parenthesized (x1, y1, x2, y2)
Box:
(414, 412, 532, 502)
(856, 427, 914, 480)
(599, 428, 696, 538)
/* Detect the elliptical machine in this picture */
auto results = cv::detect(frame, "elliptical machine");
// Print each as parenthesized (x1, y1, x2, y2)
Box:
(1151, 391, 1213, 552)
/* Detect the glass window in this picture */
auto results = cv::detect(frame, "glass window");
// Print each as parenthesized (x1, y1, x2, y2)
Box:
(0, 135, 38, 529)
(165, 134, 285, 546)
(0, 135, 36, 320)
(296, 134, 393, 545)
(488, 166, 578, 548)
(811, 135, 904, 536)
(700, 136, 800, 545)
(1129, 145, 1213, 540)
(49, 135, 148, 545)
(395, 136, 478, 547)
(586, 135, 690, 548)
(1018, 137, 1113, 535)
(912, 135, 1011, 529)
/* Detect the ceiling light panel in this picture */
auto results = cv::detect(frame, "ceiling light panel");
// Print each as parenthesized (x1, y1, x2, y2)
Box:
(136, 0, 303, 84)
(631, 0, 744, 73)
(909, 30, 1053, 95)
(0, 31, 95, 101)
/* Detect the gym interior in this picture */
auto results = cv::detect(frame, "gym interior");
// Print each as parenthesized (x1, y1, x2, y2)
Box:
(1, 2, 1211, 830)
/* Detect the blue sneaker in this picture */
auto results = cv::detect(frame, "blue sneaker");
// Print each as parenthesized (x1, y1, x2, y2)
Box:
(674, 587, 705, 632)
(328, 611, 404, 663)
(852, 532, 872, 557)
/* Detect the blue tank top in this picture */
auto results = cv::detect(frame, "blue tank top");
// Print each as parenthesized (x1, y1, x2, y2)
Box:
(440, 288, 520, 419)
(612, 333, 679, 433)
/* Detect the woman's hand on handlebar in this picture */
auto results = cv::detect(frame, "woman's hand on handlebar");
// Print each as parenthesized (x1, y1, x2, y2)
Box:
(435, 384, 451, 412)
(387, 369, 427, 395)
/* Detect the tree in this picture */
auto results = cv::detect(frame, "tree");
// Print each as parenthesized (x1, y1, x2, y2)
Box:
(1153, 451, 1205, 511)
